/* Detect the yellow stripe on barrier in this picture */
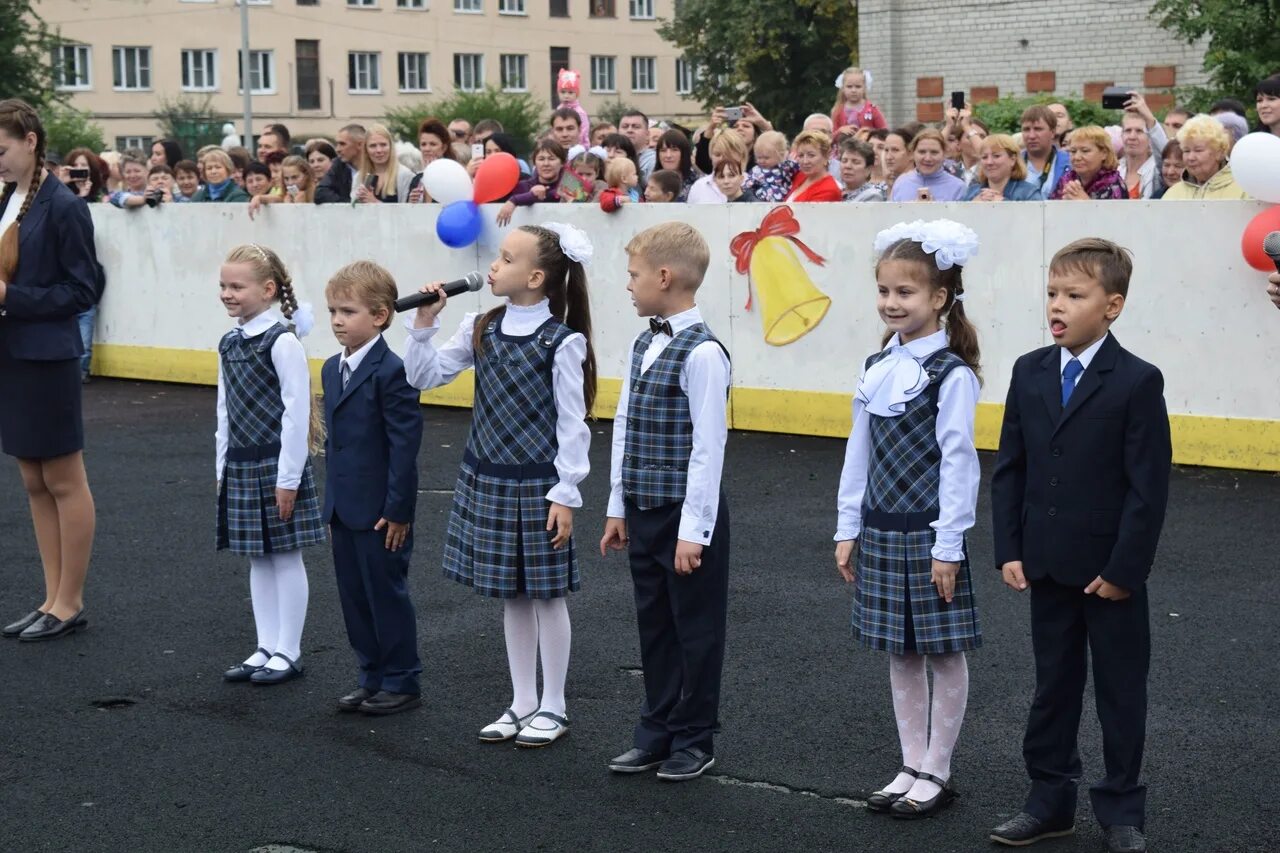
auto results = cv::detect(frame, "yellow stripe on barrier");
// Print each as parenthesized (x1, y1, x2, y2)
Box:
(90, 344, 1280, 472)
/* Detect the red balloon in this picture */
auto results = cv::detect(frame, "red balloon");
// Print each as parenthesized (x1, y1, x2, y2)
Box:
(473, 153, 521, 204)
(1242, 206, 1280, 272)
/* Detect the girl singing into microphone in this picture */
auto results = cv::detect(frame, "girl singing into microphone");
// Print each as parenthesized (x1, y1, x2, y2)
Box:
(403, 223, 596, 749)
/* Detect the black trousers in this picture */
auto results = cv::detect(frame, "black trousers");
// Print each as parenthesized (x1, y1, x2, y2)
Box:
(1023, 578, 1150, 829)
(626, 496, 730, 755)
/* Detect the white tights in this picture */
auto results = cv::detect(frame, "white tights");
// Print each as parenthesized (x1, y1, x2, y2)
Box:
(884, 651, 970, 801)
(503, 597, 571, 720)
(244, 550, 309, 671)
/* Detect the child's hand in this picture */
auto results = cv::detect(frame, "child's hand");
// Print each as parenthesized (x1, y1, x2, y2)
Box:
(674, 539, 703, 575)
(931, 559, 960, 603)
(1084, 576, 1131, 601)
(547, 502, 574, 549)
(1267, 273, 1280, 309)
(835, 539, 857, 583)
(600, 518, 628, 556)
(496, 201, 516, 226)
(375, 518, 410, 551)
(1001, 560, 1028, 592)
(414, 281, 448, 327)
(275, 487, 297, 521)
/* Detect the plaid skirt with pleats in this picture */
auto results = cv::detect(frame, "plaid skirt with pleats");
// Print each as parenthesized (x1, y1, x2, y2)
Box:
(216, 457, 326, 556)
(852, 526, 982, 655)
(442, 458, 579, 599)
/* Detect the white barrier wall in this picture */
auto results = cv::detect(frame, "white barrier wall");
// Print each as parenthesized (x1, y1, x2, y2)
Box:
(88, 201, 1280, 471)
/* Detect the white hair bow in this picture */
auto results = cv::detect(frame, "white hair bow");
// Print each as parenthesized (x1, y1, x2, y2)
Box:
(543, 221, 593, 267)
(873, 219, 980, 272)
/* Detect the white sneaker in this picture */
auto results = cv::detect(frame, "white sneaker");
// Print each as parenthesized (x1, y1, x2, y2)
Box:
(515, 710, 570, 748)
(478, 708, 536, 743)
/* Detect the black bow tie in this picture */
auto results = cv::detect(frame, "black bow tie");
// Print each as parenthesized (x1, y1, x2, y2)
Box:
(649, 318, 673, 337)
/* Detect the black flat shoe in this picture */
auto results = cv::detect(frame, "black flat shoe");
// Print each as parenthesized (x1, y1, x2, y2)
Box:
(3, 610, 45, 638)
(1104, 825, 1147, 853)
(656, 747, 715, 781)
(249, 653, 304, 685)
(19, 610, 86, 642)
(223, 647, 271, 682)
(990, 812, 1075, 846)
(866, 765, 919, 813)
(357, 691, 421, 715)
(337, 687, 377, 712)
(890, 772, 957, 819)
(608, 748, 669, 773)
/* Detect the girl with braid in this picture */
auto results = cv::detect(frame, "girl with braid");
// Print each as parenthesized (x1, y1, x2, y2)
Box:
(216, 244, 326, 685)
(0, 99, 102, 643)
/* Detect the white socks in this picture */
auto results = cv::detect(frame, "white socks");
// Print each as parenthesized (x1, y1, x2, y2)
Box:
(246, 550, 309, 670)
(502, 597, 572, 721)
(885, 652, 970, 800)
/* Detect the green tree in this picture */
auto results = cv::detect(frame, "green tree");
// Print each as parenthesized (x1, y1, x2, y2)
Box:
(594, 98, 644, 128)
(1151, 0, 1280, 104)
(657, 0, 858, 132)
(43, 104, 105, 155)
(153, 95, 224, 155)
(386, 87, 543, 154)
(973, 95, 1121, 135)
(1, 0, 63, 109)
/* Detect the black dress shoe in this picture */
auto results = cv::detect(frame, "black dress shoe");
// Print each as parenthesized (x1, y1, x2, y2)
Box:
(890, 772, 957, 819)
(1104, 825, 1147, 853)
(224, 648, 271, 682)
(608, 748, 669, 773)
(250, 653, 304, 685)
(18, 610, 86, 642)
(866, 765, 919, 813)
(3, 610, 45, 638)
(990, 812, 1076, 846)
(337, 687, 377, 712)
(656, 747, 715, 781)
(358, 691, 421, 715)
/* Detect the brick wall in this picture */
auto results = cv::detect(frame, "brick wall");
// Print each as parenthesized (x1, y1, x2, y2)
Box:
(857, 0, 1208, 127)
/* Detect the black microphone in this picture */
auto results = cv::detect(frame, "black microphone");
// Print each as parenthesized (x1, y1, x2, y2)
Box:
(1264, 231, 1280, 274)
(394, 272, 484, 312)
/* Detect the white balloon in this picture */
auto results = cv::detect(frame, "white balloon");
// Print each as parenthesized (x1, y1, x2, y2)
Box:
(1230, 132, 1280, 203)
(422, 158, 473, 206)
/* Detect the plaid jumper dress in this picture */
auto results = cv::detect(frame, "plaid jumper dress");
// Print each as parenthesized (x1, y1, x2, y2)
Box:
(442, 313, 579, 599)
(215, 323, 325, 556)
(853, 347, 982, 655)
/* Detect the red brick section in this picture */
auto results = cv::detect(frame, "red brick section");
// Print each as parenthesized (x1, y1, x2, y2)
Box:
(1145, 92, 1175, 111)
(1083, 81, 1115, 102)
(1144, 65, 1176, 88)
(917, 102, 944, 122)
(1026, 71, 1056, 93)
(916, 77, 944, 98)
(970, 86, 999, 104)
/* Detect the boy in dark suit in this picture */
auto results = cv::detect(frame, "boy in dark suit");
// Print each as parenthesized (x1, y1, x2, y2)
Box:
(322, 261, 424, 715)
(990, 239, 1171, 853)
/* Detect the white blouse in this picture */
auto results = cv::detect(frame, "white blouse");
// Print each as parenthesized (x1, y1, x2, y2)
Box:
(402, 299, 591, 508)
(834, 329, 980, 563)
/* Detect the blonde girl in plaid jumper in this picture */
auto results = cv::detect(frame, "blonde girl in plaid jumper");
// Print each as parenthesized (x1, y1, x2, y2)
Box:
(834, 220, 983, 819)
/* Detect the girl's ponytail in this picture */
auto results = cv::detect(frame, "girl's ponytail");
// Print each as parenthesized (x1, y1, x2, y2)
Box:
(560, 259, 597, 414)
(944, 271, 981, 381)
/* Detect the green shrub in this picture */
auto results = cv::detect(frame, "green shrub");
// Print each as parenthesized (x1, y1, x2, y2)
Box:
(152, 94, 224, 155)
(593, 99, 644, 127)
(973, 94, 1120, 134)
(386, 87, 543, 155)
(43, 104, 105, 157)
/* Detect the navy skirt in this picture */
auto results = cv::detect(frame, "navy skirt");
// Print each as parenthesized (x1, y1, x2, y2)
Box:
(0, 346, 84, 459)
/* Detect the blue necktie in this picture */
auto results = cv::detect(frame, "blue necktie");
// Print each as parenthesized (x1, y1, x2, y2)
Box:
(1061, 358, 1083, 406)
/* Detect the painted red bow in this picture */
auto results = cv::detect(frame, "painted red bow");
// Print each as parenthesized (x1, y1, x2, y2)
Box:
(729, 205, 827, 310)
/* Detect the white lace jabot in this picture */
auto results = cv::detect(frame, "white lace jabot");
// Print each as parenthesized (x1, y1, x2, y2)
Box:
(854, 329, 949, 417)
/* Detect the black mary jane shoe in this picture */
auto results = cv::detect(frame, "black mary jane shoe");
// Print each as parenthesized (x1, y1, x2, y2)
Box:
(19, 609, 87, 642)
(866, 765, 919, 814)
(890, 772, 958, 819)
(3, 609, 46, 638)
(250, 653, 304, 685)
(223, 647, 271, 683)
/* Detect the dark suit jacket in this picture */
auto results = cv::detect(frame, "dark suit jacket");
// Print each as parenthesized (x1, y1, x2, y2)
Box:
(314, 158, 355, 205)
(0, 177, 100, 360)
(321, 336, 423, 530)
(991, 334, 1171, 590)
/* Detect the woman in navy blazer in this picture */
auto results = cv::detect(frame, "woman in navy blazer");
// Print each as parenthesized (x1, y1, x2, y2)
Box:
(0, 100, 100, 642)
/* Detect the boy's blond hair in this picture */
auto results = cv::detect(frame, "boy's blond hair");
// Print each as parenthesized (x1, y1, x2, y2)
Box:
(604, 156, 636, 188)
(755, 130, 788, 159)
(1049, 238, 1133, 298)
(625, 223, 710, 290)
(326, 261, 399, 330)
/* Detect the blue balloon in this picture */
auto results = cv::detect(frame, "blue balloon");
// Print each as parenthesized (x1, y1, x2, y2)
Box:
(436, 200, 482, 249)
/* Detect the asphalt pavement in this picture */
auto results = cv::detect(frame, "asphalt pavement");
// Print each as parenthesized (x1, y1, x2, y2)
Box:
(1, 379, 1277, 853)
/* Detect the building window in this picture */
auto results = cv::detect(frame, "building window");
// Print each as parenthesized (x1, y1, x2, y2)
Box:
(549, 0, 568, 15)
(397, 0, 426, 7)
(628, 0, 652, 17)
(348, 0, 377, 6)
(500, 54, 527, 92)
(237, 49, 275, 94)
(589, 55, 615, 93)
(453, 53, 484, 91)
(590, 0, 614, 16)
(296, 0, 318, 5)
(498, 0, 524, 11)
(181, 49, 218, 92)
(398, 52, 429, 92)
(348, 51, 382, 93)
(112, 46, 152, 91)
(115, 135, 155, 152)
(631, 56, 655, 92)
(53, 44, 92, 90)
(296, 40, 321, 108)
(675, 57, 696, 95)
(454, 0, 481, 10)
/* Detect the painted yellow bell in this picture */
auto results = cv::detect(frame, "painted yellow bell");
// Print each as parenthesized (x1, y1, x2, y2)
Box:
(748, 236, 832, 346)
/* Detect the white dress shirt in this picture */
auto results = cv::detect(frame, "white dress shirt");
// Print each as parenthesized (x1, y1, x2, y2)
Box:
(834, 329, 980, 563)
(340, 333, 382, 383)
(607, 306, 732, 546)
(1060, 332, 1109, 383)
(0, 188, 26, 236)
(215, 310, 312, 490)
(402, 299, 590, 508)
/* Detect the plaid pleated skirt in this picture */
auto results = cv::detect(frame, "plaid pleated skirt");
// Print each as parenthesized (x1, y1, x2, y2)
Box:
(443, 457, 579, 599)
(853, 526, 982, 655)
(216, 456, 326, 556)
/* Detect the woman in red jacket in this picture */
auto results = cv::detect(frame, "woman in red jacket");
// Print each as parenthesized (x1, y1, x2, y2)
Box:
(785, 130, 842, 202)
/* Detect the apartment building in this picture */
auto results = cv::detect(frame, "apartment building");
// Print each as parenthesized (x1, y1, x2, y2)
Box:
(41, 0, 703, 150)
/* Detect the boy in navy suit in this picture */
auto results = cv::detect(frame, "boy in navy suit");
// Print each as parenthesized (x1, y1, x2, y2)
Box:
(990, 239, 1171, 853)
(323, 261, 424, 715)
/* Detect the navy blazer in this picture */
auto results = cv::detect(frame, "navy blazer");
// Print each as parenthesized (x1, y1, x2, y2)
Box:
(0, 177, 100, 360)
(991, 334, 1172, 590)
(321, 336, 423, 530)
